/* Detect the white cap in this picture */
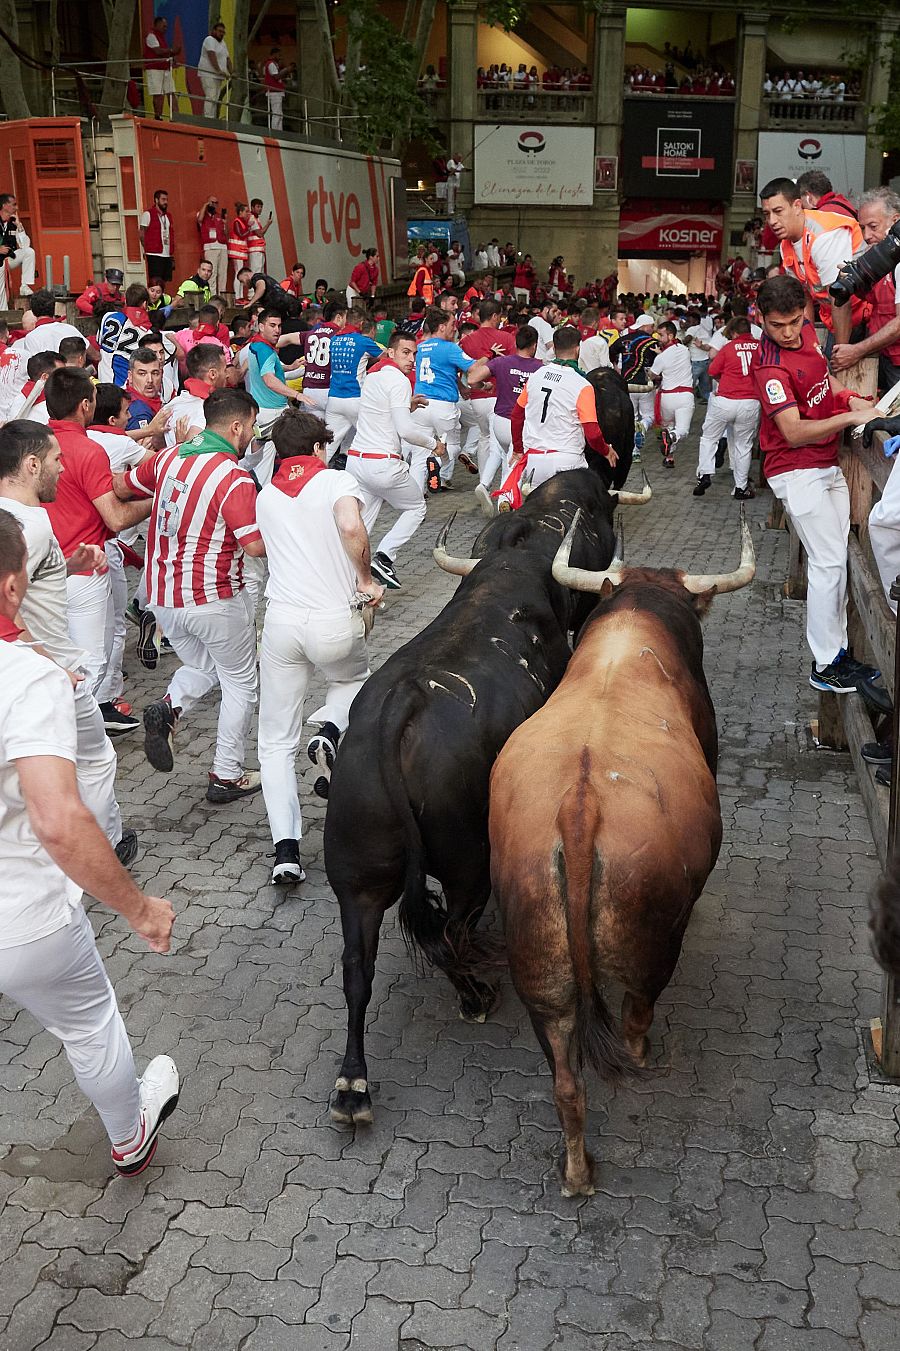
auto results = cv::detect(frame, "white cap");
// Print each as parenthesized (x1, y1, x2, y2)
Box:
(631, 314, 655, 330)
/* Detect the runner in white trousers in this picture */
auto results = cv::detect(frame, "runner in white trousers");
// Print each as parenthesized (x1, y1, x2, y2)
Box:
(648, 322, 695, 467)
(0, 420, 134, 860)
(0, 506, 180, 1177)
(256, 409, 385, 884)
(346, 331, 446, 591)
(404, 309, 491, 491)
(693, 318, 760, 500)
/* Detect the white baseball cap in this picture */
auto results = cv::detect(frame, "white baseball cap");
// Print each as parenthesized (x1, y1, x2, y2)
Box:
(631, 314, 655, 330)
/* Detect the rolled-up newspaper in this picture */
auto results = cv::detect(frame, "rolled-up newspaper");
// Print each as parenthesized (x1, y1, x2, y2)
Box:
(853, 377, 900, 439)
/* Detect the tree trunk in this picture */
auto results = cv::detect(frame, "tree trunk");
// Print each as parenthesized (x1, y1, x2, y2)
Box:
(99, 0, 136, 115)
(311, 0, 341, 101)
(0, 0, 32, 119)
(412, 0, 437, 70)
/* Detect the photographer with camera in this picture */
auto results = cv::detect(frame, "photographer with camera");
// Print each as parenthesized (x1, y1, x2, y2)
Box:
(830, 188, 900, 393)
(760, 177, 868, 349)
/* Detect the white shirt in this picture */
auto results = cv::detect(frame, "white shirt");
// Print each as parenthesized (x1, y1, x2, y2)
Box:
(486, 245, 501, 267)
(87, 427, 145, 474)
(162, 390, 206, 448)
(473, 249, 488, 269)
(138, 209, 171, 256)
(793, 226, 855, 289)
(0, 498, 86, 671)
(521, 362, 594, 456)
(530, 315, 556, 363)
(199, 35, 229, 76)
(684, 324, 711, 364)
(6, 388, 50, 423)
(0, 642, 82, 949)
(8, 321, 85, 390)
(352, 364, 435, 455)
(447, 158, 464, 183)
(579, 334, 610, 373)
(650, 342, 694, 391)
(709, 324, 762, 354)
(257, 468, 365, 613)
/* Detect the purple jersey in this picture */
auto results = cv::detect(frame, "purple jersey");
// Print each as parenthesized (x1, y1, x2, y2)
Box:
(489, 353, 543, 418)
(302, 323, 340, 391)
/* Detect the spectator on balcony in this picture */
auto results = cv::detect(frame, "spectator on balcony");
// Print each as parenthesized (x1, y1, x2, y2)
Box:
(473, 244, 488, 271)
(144, 15, 180, 121)
(513, 255, 536, 303)
(446, 155, 464, 216)
(419, 65, 442, 93)
(263, 49, 288, 132)
(797, 171, 857, 221)
(198, 20, 231, 119)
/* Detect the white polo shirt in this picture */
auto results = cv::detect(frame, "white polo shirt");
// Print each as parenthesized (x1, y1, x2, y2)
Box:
(256, 467, 365, 614)
(650, 342, 694, 391)
(0, 641, 82, 948)
(0, 497, 85, 670)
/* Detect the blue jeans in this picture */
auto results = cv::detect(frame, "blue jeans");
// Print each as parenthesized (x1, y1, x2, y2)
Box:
(692, 361, 711, 401)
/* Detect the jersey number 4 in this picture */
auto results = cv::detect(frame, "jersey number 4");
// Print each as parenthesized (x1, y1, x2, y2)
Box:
(419, 356, 434, 384)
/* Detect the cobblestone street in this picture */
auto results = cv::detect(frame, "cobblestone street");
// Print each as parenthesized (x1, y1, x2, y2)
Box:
(1, 429, 898, 1351)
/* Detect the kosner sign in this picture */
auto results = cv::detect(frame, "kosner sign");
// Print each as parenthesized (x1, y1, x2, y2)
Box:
(474, 125, 595, 206)
(757, 133, 866, 201)
(619, 210, 724, 253)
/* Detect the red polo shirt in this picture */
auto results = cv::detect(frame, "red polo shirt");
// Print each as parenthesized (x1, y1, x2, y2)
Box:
(45, 419, 115, 562)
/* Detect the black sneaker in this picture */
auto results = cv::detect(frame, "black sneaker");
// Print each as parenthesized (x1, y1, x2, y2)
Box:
(330, 451, 348, 472)
(876, 764, 892, 787)
(425, 456, 441, 494)
(308, 721, 339, 787)
(138, 609, 159, 671)
(371, 552, 401, 589)
(862, 739, 893, 766)
(837, 649, 879, 682)
(115, 828, 139, 868)
(664, 454, 675, 468)
(732, 485, 756, 500)
(660, 429, 672, 458)
(693, 474, 711, 497)
(144, 700, 177, 771)
(125, 598, 143, 627)
(715, 439, 727, 469)
(99, 701, 140, 735)
(206, 771, 262, 804)
(458, 452, 478, 476)
(810, 655, 873, 694)
(272, 838, 306, 886)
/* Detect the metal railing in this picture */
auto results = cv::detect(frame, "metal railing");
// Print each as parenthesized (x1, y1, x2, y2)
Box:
(761, 94, 863, 128)
(476, 89, 591, 118)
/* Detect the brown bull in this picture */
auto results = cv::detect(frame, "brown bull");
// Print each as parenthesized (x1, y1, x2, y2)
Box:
(488, 510, 755, 1196)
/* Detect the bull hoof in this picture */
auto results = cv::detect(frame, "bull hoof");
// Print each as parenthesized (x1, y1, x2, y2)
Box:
(559, 1148, 596, 1198)
(625, 1035, 650, 1067)
(330, 1076, 374, 1126)
(561, 1177, 596, 1198)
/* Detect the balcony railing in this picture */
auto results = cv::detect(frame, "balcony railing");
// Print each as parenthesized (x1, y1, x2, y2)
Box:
(761, 96, 864, 130)
(475, 89, 591, 121)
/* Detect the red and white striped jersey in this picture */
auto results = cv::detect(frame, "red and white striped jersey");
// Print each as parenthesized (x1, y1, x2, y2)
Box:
(124, 446, 261, 608)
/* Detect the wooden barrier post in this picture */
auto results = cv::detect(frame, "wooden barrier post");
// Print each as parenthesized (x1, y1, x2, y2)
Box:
(880, 576, 900, 1078)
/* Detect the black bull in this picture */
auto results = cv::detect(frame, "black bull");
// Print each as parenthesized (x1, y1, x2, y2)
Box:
(586, 368, 635, 489)
(323, 470, 620, 1125)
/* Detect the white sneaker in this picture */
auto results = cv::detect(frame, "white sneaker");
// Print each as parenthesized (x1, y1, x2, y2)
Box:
(474, 483, 495, 517)
(111, 1054, 180, 1177)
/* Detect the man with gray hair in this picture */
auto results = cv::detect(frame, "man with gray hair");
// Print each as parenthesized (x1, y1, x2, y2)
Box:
(831, 186, 900, 392)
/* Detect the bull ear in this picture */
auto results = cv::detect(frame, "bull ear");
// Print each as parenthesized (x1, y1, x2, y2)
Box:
(600, 578, 616, 598)
(690, 586, 717, 619)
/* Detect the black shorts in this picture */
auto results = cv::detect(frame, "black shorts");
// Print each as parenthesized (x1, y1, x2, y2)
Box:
(145, 255, 174, 283)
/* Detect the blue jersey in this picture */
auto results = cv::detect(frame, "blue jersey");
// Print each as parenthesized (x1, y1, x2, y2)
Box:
(328, 331, 382, 399)
(414, 337, 474, 402)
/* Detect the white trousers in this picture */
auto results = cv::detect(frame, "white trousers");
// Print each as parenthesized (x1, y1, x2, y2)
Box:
(460, 398, 494, 477)
(200, 74, 224, 118)
(405, 399, 460, 489)
(630, 389, 655, 430)
(526, 450, 587, 490)
(0, 906, 139, 1145)
(0, 248, 36, 304)
(66, 571, 114, 699)
(658, 392, 695, 440)
(304, 387, 329, 414)
(202, 243, 229, 296)
(97, 542, 127, 705)
(348, 455, 427, 559)
(868, 452, 900, 614)
(325, 396, 360, 457)
(267, 91, 284, 130)
(157, 590, 258, 780)
(482, 409, 511, 489)
(768, 465, 849, 667)
(248, 249, 266, 276)
(697, 396, 759, 489)
(75, 681, 122, 846)
(258, 602, 369, 843)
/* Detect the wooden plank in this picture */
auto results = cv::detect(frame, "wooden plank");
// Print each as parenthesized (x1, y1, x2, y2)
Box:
(784, 523, 807, 598)
(847, 533, 896, 701)
(847, 432, 892, 496)
(818, 691, 848, 750)
(840, 693, 889, 868)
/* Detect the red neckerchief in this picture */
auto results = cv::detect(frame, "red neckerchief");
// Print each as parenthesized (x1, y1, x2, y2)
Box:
(33, 316, 56, 328)
(124, 306, 150, 328)
(20, 379, 45, 403)
(251, 336, 277, 352)
(88, 422, 130, 436)
(368, 355, 415, 390)
(125, 385, 162, 414)
(0, 614, 23, 643)
(272, 455, 328, 497)
(184, 378, 212, 398)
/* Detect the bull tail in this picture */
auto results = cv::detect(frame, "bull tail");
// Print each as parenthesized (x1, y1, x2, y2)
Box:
(555, 755, 640, 1079)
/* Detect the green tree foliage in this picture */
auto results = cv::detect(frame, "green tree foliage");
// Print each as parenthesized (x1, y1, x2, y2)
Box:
(341, 0, 436, 153)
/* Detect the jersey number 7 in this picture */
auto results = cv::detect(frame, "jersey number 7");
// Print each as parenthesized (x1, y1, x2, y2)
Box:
(539, 386, 552, 422)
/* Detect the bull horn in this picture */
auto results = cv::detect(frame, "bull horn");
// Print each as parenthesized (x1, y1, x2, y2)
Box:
(610, 468, 652, 507)
(681, 506, 756, 595)
(433, 513, 480, 576)
(551, 508, 626, 594)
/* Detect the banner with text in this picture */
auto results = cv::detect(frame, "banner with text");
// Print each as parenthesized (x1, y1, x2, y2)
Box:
(619, 208, 724, 254)
(622, 99, 734, 201)
(474, 125, 595, 206)
(757, 132, 866, 202)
